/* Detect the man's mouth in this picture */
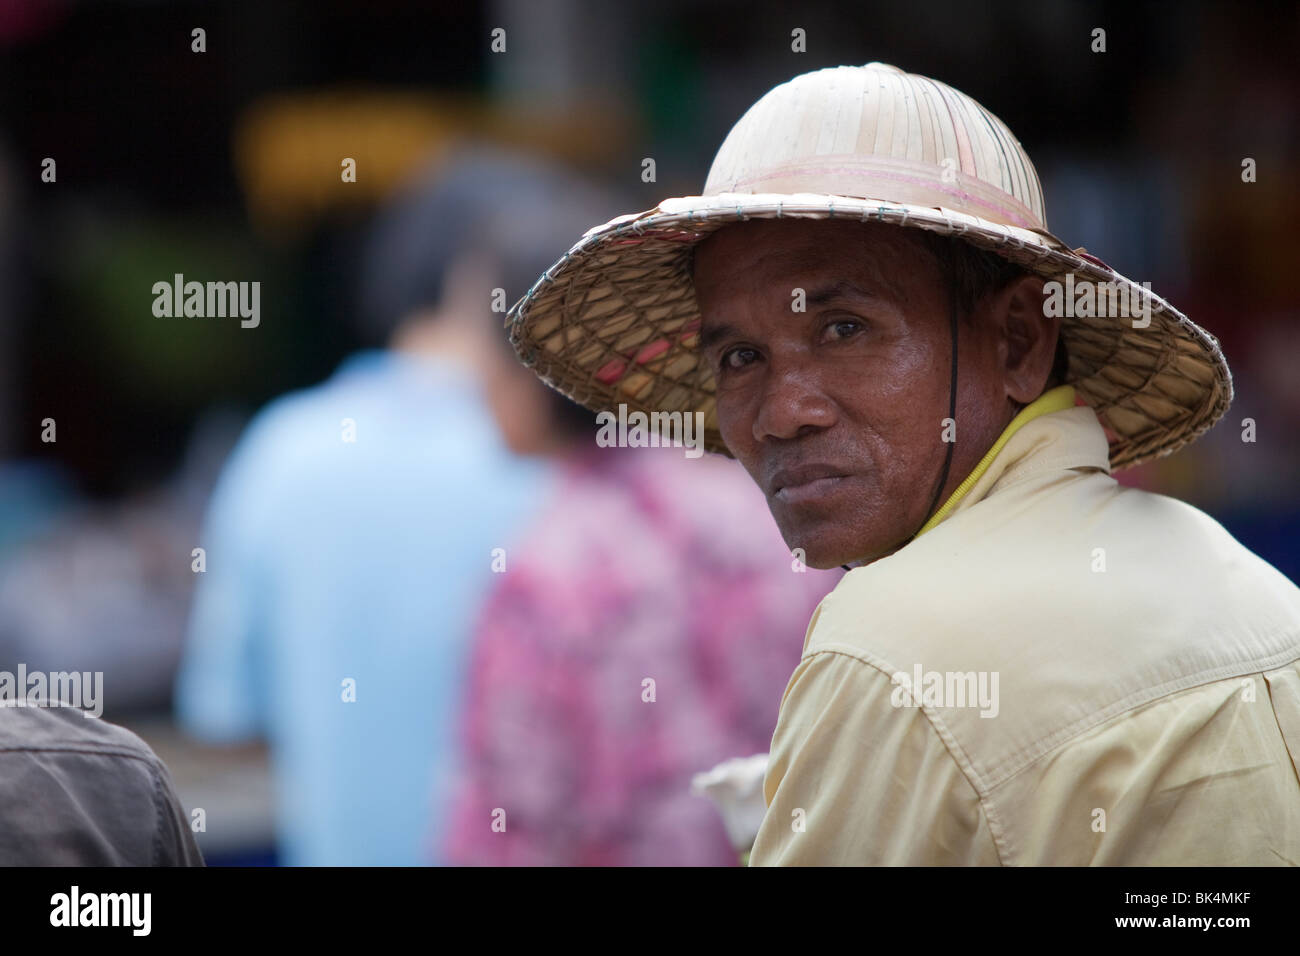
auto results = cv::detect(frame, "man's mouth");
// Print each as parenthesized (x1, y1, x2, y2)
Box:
(769, 464, 850, 505)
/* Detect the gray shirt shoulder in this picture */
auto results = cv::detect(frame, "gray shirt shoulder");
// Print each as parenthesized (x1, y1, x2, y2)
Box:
(0, 703, 205, 866)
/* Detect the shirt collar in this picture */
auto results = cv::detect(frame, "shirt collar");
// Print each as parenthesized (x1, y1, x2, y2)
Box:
(913, 385, 1112, 538)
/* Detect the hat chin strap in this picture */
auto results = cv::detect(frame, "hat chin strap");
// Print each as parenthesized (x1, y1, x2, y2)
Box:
(840, 295, 958, 571)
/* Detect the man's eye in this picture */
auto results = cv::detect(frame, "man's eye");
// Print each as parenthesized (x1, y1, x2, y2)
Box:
(720, 346, 759, 371)
(825, 318, 864, 340)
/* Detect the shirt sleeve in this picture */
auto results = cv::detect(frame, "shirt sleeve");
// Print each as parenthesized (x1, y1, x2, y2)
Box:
(750, 648, 1002, 865)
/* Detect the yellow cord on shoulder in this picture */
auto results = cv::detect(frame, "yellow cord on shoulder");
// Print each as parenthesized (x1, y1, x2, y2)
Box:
(912, 385, 1076, 539)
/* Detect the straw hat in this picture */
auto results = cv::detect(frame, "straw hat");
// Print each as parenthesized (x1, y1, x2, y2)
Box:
(507, 63, 1231, 469)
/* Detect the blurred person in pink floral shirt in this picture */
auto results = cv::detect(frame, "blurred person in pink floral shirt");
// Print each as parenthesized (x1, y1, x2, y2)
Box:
(441, 440, 838, 866)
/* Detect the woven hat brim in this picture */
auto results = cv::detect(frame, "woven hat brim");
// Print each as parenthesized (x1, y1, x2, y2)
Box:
(508, 192, 1232, 471)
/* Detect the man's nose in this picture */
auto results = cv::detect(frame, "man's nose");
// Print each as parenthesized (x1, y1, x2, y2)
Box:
(752, 364, 836, 443)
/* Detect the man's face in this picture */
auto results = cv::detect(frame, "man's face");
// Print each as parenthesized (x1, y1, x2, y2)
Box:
(693, 219, 1006, 569)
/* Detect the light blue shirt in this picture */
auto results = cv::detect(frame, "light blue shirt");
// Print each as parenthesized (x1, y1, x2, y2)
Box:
(175, 349, 552, 865)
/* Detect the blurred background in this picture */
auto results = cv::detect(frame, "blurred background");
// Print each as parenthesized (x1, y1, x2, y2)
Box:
(0, 0, 1296, 864)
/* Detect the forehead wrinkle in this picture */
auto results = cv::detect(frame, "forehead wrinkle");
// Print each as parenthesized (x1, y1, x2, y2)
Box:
(695, 221, 938, 339)
(759, 230, 929, 309)
(804, 279, 879, 307)
(695, 242, 790, 337)
(801, 240, 925, 307)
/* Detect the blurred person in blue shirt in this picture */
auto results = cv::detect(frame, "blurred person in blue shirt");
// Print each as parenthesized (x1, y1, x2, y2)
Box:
(174, 145, 625, 865)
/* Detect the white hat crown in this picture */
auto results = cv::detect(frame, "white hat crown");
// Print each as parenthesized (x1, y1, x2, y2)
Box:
(703, 63, 1048, 232)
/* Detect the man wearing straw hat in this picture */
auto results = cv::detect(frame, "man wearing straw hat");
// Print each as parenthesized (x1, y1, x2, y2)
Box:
(507, 63, 1300, 865)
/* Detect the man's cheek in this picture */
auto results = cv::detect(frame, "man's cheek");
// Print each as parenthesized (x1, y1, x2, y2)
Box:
(714, 405, 758, 467)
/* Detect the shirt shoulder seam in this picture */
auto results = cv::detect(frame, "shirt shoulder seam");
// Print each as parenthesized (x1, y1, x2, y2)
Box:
(984, 639, 1300, 791)
(0, 742, 162, 763)
(979, 451, 1106, 499)
(150, 759, 168, 866)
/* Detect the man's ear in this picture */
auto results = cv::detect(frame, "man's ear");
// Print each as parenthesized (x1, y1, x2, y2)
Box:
(995, 273, 1060, 405)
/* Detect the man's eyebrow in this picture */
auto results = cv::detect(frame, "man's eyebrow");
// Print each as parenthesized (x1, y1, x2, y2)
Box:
(804, 280, 878, 307)
(697, 281, 878, 349)
(698, 322, 740, 350)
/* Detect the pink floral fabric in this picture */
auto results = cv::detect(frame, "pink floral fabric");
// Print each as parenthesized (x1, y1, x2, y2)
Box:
(440, 445, 839, 866)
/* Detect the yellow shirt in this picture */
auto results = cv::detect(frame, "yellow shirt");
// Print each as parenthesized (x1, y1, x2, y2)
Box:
(751, 396, 1300, 865)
